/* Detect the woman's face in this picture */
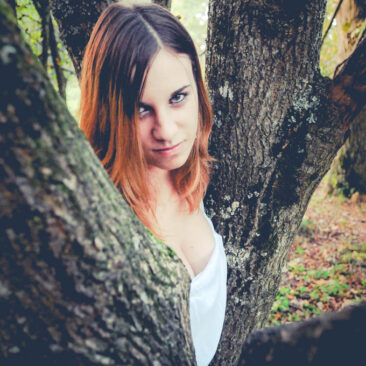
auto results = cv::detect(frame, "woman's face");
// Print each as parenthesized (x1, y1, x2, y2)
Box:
(138, 48, 199, 173)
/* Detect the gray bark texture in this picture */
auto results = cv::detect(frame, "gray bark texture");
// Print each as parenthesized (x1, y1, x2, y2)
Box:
(205, 0, 366, 364)
(51, 0, 112, 76)
(0, 2, 194, 365)
(1, 0, 366, 365)
(327, 0, 366, 196)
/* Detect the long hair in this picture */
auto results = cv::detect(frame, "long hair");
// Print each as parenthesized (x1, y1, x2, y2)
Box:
(79, 2, 213, 235)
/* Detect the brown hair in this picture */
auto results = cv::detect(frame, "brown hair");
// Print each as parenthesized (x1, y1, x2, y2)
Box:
(79, 2, 213, 235)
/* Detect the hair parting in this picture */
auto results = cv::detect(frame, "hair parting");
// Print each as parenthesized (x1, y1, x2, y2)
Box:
(79, 2, 213, 237)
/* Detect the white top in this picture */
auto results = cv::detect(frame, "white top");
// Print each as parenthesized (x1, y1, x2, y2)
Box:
(189, 206, 227, 366)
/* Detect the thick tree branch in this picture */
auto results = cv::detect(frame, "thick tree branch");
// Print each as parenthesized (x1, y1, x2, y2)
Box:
(51, 0, 111, 77)
(239, 302, 366, 366)
(0, 1, 195, 363)
(330, 33, 366, 130)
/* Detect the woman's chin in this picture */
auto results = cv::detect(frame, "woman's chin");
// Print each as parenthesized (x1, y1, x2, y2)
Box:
(147, 156, 189, 172)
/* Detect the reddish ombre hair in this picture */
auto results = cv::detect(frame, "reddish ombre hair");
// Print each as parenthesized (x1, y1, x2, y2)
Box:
(79, 2, 213, 235)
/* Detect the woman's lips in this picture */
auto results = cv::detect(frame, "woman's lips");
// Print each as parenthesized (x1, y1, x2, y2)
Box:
(153, 141, 183, 156)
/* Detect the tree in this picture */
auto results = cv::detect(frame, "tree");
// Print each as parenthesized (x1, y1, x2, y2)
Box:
(14, 0, 71, 99)
(152, 0, 172, 10)
(326, 0, 366, 197)
(1, 0, 365, 365)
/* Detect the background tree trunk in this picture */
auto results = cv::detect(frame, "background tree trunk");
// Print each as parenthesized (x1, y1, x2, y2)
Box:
(327, 106, 366, 196)
(51, 0, 111, 76)
(326, 0, 366, 196)
(152, 0, 172, 10)
(1, 0, 366, 365)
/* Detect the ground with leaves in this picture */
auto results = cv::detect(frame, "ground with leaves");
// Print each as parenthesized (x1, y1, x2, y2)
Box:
(267, 179, 366, 326)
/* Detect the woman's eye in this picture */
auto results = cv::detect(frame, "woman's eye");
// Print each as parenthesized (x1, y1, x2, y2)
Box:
(170, 92, 187, 104)
(138, 105, 150, 117)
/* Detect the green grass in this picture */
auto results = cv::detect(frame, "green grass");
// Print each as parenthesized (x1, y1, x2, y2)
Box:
(266, 240, 365, 326)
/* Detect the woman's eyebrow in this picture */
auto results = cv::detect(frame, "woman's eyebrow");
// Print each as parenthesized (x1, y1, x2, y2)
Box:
(139, 84, 191, 107)
(171, 84, 191, 97)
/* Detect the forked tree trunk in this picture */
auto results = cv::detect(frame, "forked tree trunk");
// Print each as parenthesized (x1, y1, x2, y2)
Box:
(204, 1, 353, 362)
(1, 0, 366, 365)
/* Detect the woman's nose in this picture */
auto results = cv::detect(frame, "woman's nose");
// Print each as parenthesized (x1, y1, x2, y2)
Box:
(152, 107, 177, 142)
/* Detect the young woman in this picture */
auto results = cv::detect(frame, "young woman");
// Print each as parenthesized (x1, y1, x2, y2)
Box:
(79, 2, 227, 365)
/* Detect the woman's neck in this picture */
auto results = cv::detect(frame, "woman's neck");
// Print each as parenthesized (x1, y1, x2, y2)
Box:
(147, 168, 186, 215)
(148, 168, 177, 202)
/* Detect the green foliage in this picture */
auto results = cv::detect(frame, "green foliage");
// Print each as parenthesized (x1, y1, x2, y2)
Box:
(320, 0, 366, 78)
(171, 0, 208, 67)
(16, 0, 42, 55)
(298, 218, 318, 237)
(16, 0, 76, 99)
(267, 236, 364, 326)
(320, 0, 339, 77)
(313, 269, 330, 280)
(340, 249, 366, 263)
(332, 264, 346, 273)
(288, 264, 306, 274)
(272, 287, 291, 312)
(66, 76, 81, 119)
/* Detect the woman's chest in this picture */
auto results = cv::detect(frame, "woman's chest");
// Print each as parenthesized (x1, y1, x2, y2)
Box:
(159, 209, 215, 279)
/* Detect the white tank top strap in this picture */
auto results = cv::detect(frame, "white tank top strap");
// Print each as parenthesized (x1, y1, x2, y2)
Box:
(189, 201, 227, 366)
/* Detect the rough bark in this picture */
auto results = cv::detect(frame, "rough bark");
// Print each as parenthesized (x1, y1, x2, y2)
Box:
(1, 0, 366, 365)
(51, 0, 111, 77)
(205, 1, 365, 364)
(327, 0, 366, 196)
(0, 2, 195, 364)
(238, 301, 366, 366)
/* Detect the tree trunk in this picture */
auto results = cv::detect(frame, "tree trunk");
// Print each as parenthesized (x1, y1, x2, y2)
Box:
(51, 0, 111, 76)
(326, 0, 366, 197)
(328, 106, 366, 196)
(0, 2, 195, 364)
(152, 0, 172, 10)
(1, 0, 366, 364)
(205, 0, 365, 363)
